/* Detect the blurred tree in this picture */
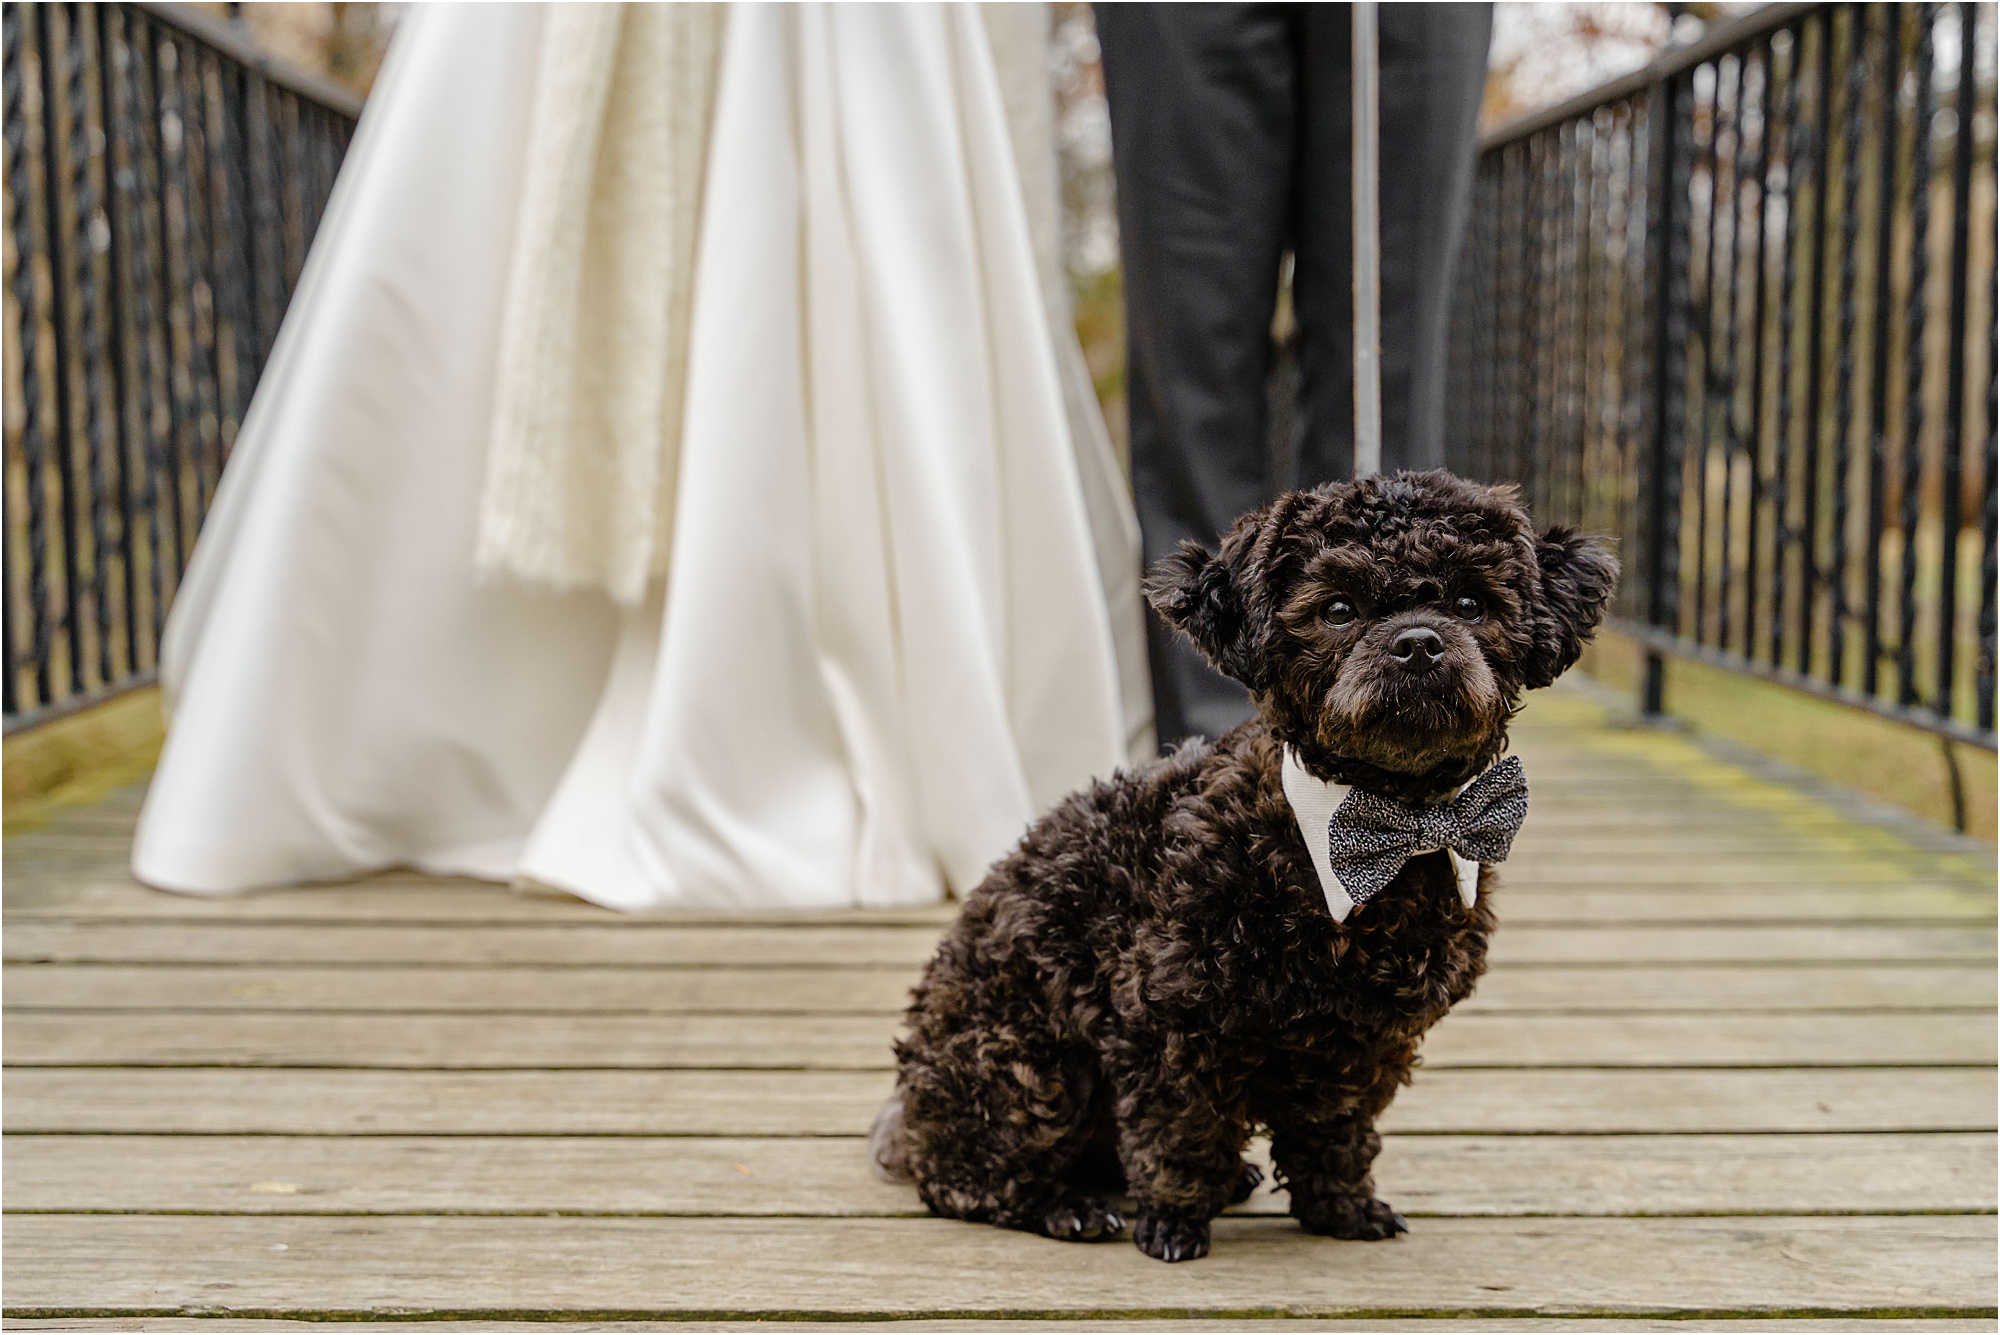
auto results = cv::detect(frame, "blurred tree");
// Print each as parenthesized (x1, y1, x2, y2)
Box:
(195, 2, 398, 97)
(1482, 2, 1750, 129)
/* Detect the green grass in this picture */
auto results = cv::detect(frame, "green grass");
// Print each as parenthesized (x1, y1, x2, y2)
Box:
(1578, 628, 1996, 845)
(3, 685, 163, 835)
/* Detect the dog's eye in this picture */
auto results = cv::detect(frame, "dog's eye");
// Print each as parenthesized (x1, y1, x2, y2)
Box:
(1453, 596, 1483, 622)
(1325, 600, 1356, 627)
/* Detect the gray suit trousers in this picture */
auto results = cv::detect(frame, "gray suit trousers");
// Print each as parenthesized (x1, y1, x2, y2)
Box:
(1097, 2, 1492, 745)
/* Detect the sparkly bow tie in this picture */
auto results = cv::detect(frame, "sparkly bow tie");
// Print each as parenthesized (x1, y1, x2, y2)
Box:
(1325, 756, 1530, 908)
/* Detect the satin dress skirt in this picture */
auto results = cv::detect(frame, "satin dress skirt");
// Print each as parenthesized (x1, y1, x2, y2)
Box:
(132, 4, 1136, 911)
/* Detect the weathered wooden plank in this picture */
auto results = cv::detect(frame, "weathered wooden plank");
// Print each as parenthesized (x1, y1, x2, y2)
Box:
(9, 962, 1988, 1015)
(8, 1067, 1992, 1136)
(4, 1322, 1992, 1334)
(1496, 888, 1995, 923)
(6, 794, 1923, 840)
(6, 921, 1991, 968)
(6, 878, 1990, 925)
(1509, 787, 1912, 806)
(6, 1132, 1989, 1218)
(1516, 805, 1917, 824)
(1507, 824, 1975, 853)
(1, 1011, 900, 1070)
(0, 921, 950, 967)
(7, 1322, 1994, 1334)
(15, 822, 1948, 859)
(1377, 1131, 1996, 1216)
(1495, 862, 1983, 886)
(1503, 823, 1968, 848)
(13, 849, 1971, 888)
(3, 1214, 1991, 1317)
(1466, 964, 1996, 1011)
(7, 1009, 1991, 1070)
(0, 877, 963, 926)
(0, 964, 922, 1013)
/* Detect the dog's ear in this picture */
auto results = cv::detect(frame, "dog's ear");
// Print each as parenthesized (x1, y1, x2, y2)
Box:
(1525, 527, 1619, 689)
(1145, 529, 1265, 688)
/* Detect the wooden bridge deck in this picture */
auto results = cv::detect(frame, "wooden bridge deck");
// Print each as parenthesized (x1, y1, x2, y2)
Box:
(4, 687, 1995, 1329)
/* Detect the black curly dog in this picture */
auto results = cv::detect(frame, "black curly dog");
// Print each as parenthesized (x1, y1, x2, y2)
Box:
(872, 471, 1617, 1261)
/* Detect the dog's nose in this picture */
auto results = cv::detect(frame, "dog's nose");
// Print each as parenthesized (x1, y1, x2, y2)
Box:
(1391, 627, 1446, 668)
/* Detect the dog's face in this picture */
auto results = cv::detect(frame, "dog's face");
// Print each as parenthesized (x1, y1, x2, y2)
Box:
(1147, 471, 1618, 783)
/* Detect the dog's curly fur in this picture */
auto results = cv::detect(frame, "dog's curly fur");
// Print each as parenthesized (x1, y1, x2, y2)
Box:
(873, 471, 1618, 1261)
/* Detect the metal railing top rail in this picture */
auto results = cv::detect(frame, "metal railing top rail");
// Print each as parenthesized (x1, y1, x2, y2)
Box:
(136, 2, 365, 120)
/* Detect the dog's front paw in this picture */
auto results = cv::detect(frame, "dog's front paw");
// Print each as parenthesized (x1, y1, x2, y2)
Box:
(1134, 1210, 1211, 1262)
(1038, 1196, 1125, 1243)
(1227, 1160, 1264, 1206)
(1295, 1194, 1409, 1241)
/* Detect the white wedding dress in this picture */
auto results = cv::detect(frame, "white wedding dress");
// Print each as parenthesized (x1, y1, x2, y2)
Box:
(132, 4, 1150, 911)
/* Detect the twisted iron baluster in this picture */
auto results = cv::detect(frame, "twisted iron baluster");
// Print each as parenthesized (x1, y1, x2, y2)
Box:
(93, 3, 142, 678)
(1769, 25, 1807, 669)
(1609, 105, 1636, 545)
(1827, 5, 1866, 688)
(1568, 120, 1591, 528)
(1864, 8, 1905, 698)
(1799, 12, 1837, 676)
(177, 49, 225, 515)
(1896, 6, 1937, 711)
(278, 89, 304, 295)
(1619, 98, 1651, 611)
(1510, 144, 1531, 489)
(1496, 146, 1521, 487)
(1929, 0, 1972, 723)
(1976, 280, 1996, 736)
(1716, 54, 1751, 654)
(1741, 43, 1773, 662)
(1559, 123, 1581, 523)
(1548, 123, 1574, 525)
(119, 11, 172, 646)
(1537, 129, 1561, 514)
(298, 101, 324, 240)
(1646, 72, 1695, 642)
(151, 32, 199, 593)
(326, 103, 344, 213)
(1580, 112, 1608, 533)
(66, 3, 122, 688)
(1690, 60, 1723, 646)
(6, 4, 52, 709)
(1521, 135, 1548, 510)
(1473, 163, 1500, 481)
(252, 75, 281, 363)
(1580, 113, 1608, 531)
(213, 57, 262, 454)
(1584, 111, 1610, 533)
(1664, 76, 1695, 638)
(1504, 143, 1520, 487)
(312, 102, 335, 235)
(36, 4, 85, 699)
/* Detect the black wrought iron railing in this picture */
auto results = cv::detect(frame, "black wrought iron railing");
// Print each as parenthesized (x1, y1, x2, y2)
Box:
(3, 2, 359, 732)
(1448, 2, 1998, 757)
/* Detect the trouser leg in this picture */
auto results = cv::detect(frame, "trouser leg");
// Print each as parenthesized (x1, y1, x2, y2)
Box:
(1097, 3, 1296, 745)
(1290, 3, 1492, 482)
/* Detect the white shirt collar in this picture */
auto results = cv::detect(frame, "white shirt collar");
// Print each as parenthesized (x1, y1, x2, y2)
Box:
(1279, 747, 1482, 923)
